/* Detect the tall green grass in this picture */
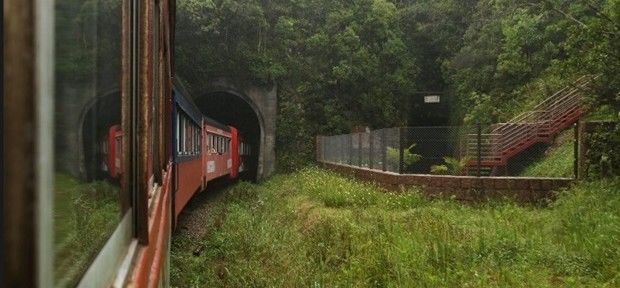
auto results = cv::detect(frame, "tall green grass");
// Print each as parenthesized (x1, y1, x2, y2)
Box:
(171, 168, 620, 287)
(521, 141, 574, 178)
(54, 173, 121, 287)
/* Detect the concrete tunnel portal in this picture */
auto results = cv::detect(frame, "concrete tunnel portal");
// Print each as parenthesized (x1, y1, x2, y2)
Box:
(194, 91, 262, 182)
(178, 77, 277, 181)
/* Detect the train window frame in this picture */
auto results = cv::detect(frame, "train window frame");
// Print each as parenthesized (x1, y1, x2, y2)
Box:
(31, 0, 139, 286)
(176, 112, 180, 154)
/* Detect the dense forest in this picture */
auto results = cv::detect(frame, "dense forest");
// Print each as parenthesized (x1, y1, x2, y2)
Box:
(175, 0, 620, 170)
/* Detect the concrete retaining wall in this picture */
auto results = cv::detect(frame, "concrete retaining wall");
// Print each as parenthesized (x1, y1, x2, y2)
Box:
(320, 161, 573, 203)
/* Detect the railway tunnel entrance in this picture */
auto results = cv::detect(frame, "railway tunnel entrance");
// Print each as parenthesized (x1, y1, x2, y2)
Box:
(174, 77, 277, 180)
(194, 92, 262, 182)
(81, 91, 121, 181)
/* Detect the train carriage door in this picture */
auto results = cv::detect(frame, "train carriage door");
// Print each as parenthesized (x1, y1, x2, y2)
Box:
(230, 127, 239, 179)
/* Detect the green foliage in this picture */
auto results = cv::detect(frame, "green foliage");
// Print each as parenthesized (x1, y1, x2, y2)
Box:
(54, 173, 121, 287)
(171, 168, 620, 287)
(521, 140, 575, 178)
(446, 0, 620, 123)
(463, 92, 498, 125)
(584, 122, 620, 178)
(430, 164, 449, 175)
(431, 156, 470, 175)
(386, 144, 422, 168)
(175, 0, 619, 171)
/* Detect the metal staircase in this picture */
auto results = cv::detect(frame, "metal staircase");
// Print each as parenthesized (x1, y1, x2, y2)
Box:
(465, 76, 592, 175)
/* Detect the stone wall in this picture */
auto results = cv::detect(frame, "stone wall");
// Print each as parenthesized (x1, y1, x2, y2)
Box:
(320, 161, 573, 203)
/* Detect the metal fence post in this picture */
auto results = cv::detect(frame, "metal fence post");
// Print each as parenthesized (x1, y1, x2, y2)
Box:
(382, 129, 387, 172)
(477, 124, 482, 177)
(573, 122, 579, 179)
(369, 131, 374, 170)
(399, 127, 405, 174)
(348, 133, 353, 165)
(358, 133, 362, 167)
(316, 135, 321, 162)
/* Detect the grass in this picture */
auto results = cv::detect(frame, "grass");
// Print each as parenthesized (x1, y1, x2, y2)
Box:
(54, 173, 121, 287)
(171, 167, 620, 287)
(520, 129, 575, 178)
(520, 141, 574, 178)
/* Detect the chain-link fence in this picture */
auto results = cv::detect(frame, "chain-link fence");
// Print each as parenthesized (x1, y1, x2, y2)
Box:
(318, 126, 577, 178)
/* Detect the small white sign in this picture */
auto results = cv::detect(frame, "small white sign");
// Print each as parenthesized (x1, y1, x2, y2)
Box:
(207, 161, 215, 173)
(424, 95, 441, 103)
(227, 159, 232, 169)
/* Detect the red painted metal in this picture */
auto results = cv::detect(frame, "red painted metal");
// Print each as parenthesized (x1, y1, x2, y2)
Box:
(230, 126, 239, 179)
(466, 76, 592, 173)
(130, 162, 172, 287)
(204, 125, 232, 182)
(174, 158, 202, 218)
(107, 125, 123, 178)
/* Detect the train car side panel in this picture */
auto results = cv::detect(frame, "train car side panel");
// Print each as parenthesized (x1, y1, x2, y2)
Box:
(230, 127, 239, 179)
(174, 158, 202, 217)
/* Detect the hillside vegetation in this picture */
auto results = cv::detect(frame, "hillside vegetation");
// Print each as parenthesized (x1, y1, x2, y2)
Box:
(176, 0, 620, 171)
(171, 168, 620, 287)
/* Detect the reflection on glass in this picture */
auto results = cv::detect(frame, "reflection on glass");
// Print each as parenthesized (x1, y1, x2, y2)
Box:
(53, 0, 125, 286)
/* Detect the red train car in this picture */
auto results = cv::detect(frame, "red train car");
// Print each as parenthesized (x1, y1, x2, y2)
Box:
(172, 88, 251, 220)
(3, 1, 255, 286)
(106, 125, 123, 179)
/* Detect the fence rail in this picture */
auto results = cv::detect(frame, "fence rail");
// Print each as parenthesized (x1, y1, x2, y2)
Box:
(318, 124, 577, 178)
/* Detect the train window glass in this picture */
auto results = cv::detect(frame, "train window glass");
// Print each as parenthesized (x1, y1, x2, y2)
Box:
(53, 0, 127, 286)
(188, 124, 193, 155)
(176, 112, 180, 154)
(196, 127, 200, 154)
(190, 126, 194, 154)
(194, 126, 198, 154)
(193, 125, 197, 154)
(197, 128, 201, 154)
(186, 120, 190, 154)
(180, 116, 185, 154)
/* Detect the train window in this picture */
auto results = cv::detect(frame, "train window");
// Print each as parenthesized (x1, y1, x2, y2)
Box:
(197, 129, 201, 154)
(53, 0, 128, 286)
(176, 112, 181, 154)
(180, 116, 185, 154)
(194, 127, 199, 154)
(187, 124, 192, 155)
(197, 128, 201, 154)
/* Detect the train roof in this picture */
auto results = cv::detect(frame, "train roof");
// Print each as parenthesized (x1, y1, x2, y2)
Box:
(203, 116, 231, 132)
(172, 80, 230, 132)
(173, 86, 203, 124)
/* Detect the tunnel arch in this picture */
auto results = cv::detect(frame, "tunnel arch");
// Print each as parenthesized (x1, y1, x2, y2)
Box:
(77, 89, 121, 181)
(194, 89, 264, 182)
(188, 77, 277, 181)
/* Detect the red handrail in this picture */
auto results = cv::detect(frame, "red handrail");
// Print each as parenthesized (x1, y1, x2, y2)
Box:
(466, 75, 592, 171)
